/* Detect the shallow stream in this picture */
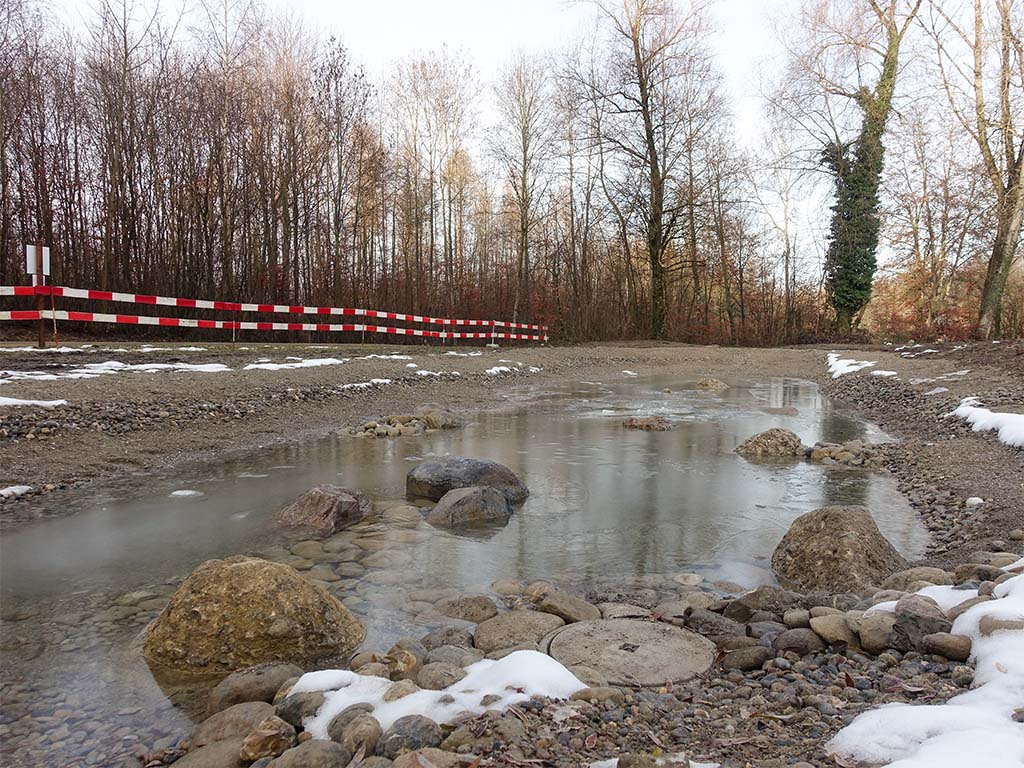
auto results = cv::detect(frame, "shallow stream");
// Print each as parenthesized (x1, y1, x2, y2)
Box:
(0, 375, 927, 766)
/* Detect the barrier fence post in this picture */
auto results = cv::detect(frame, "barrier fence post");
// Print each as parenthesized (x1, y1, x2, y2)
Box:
(35, 240, 45, 350)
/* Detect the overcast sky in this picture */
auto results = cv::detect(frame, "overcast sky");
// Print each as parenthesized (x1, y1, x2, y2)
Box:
(58, 0, 799, 148)
(264, 0, 796, 147)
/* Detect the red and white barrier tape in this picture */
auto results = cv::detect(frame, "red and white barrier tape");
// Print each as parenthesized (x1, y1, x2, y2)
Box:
(0, 309, 548, 342)
(1, 286, 546, 332)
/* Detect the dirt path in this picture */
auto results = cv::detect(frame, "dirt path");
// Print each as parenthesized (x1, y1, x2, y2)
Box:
(2, 340, 1023, 562)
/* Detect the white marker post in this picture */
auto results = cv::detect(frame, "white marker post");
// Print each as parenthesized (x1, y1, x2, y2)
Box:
(25, 243, 51, 349)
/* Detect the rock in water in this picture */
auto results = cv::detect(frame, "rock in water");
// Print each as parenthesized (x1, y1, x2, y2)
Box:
(415, 404, 461, 430)
(276, 485, 369, 537)
(695, 377, 729, 391)
(735, 428, 805, 457)
(622, 416, 674, 431)
(407, 456, 528, 505)
(771, 506, 907, 593)
(426, 486, 512, 528)
(142, 556, 365, 678)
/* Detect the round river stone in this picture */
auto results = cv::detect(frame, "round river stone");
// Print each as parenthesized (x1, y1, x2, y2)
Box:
(546, 618, 715, 686)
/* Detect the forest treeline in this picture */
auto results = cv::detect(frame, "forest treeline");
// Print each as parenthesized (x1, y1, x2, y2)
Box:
(1, 0, 1021, 343)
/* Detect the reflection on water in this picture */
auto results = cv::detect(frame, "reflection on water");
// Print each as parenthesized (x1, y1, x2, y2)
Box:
(0, 376, 927, 767)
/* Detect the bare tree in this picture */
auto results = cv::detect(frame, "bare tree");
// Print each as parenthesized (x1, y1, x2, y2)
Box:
(590, 0, 713, 338)
(490, 51, 554, 322)
(927, 0, 1023, 337)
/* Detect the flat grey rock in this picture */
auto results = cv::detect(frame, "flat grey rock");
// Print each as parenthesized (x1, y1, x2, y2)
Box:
(546, 618, 715, 687)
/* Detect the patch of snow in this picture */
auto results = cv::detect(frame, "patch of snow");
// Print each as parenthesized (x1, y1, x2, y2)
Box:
(416, 369, 444, 377)
(244, 358, 347, 371)
(237, 473, 269, 479)
(486, 366, 514, 375)
(139, 345, 207, 352)
(132, 363, 230, 373)
(406, 363, 418, 368)
(938, 369, 971, 379)
(339, 378, 391, 391)
(622, 370, 638, 376)
(0, 485, 32, 498)
(0, 346, 86, 353)
(589, 757, 715, 768)
(948, 397, 1024, 448)
(871, 370, 898, 377)
(297, 650, 585, 734)
(445, 350, 483, 357)
(826, 352, 876, 378)
(2, 360, 229, 382)
(965, 497, 985, 507)
(168, 489, 203, 498)
(528, 366, 542, 373)
(0, 396, 68, 408)
(924, 387, 949, 396)
(358, 354, 412, 361)
(827, 575, 1024, 768)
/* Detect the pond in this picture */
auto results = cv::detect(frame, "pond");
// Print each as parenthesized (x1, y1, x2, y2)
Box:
(0, 375, 927, 767)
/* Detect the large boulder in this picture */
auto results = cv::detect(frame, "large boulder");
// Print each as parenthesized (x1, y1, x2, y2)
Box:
(276, 485, 369, 537)
(771, 506, 907, 593)
(407, 456, 528, 505)
(426, 487, 511, 528)
(143, 556, 365, 678)
(735, 428, 805, 458)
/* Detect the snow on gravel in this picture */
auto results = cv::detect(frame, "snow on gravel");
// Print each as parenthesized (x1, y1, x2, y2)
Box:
(948, 397, 1024, 448)
(590, 757, 717, 768)
(871, 370, 898, 377)
(0, 396, 68, 407)
(2, 360, 229, 382)
(0, 485, 32, 498)
(243, 357, 347, 371)
(338, 379, 392, 390)
(139, 346, 207, 352)
(168, 489, 203, 498)
(826, 352, 876, 378)
(296, 650, 586, 734)
(827, 575, 1024, 768)
(924, 387, 949, 395)
(0, 346, 88, 353)
(622, 370, 638, 376)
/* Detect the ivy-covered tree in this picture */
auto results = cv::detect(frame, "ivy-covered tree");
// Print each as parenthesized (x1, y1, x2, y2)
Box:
(814, 1, 923, 331)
